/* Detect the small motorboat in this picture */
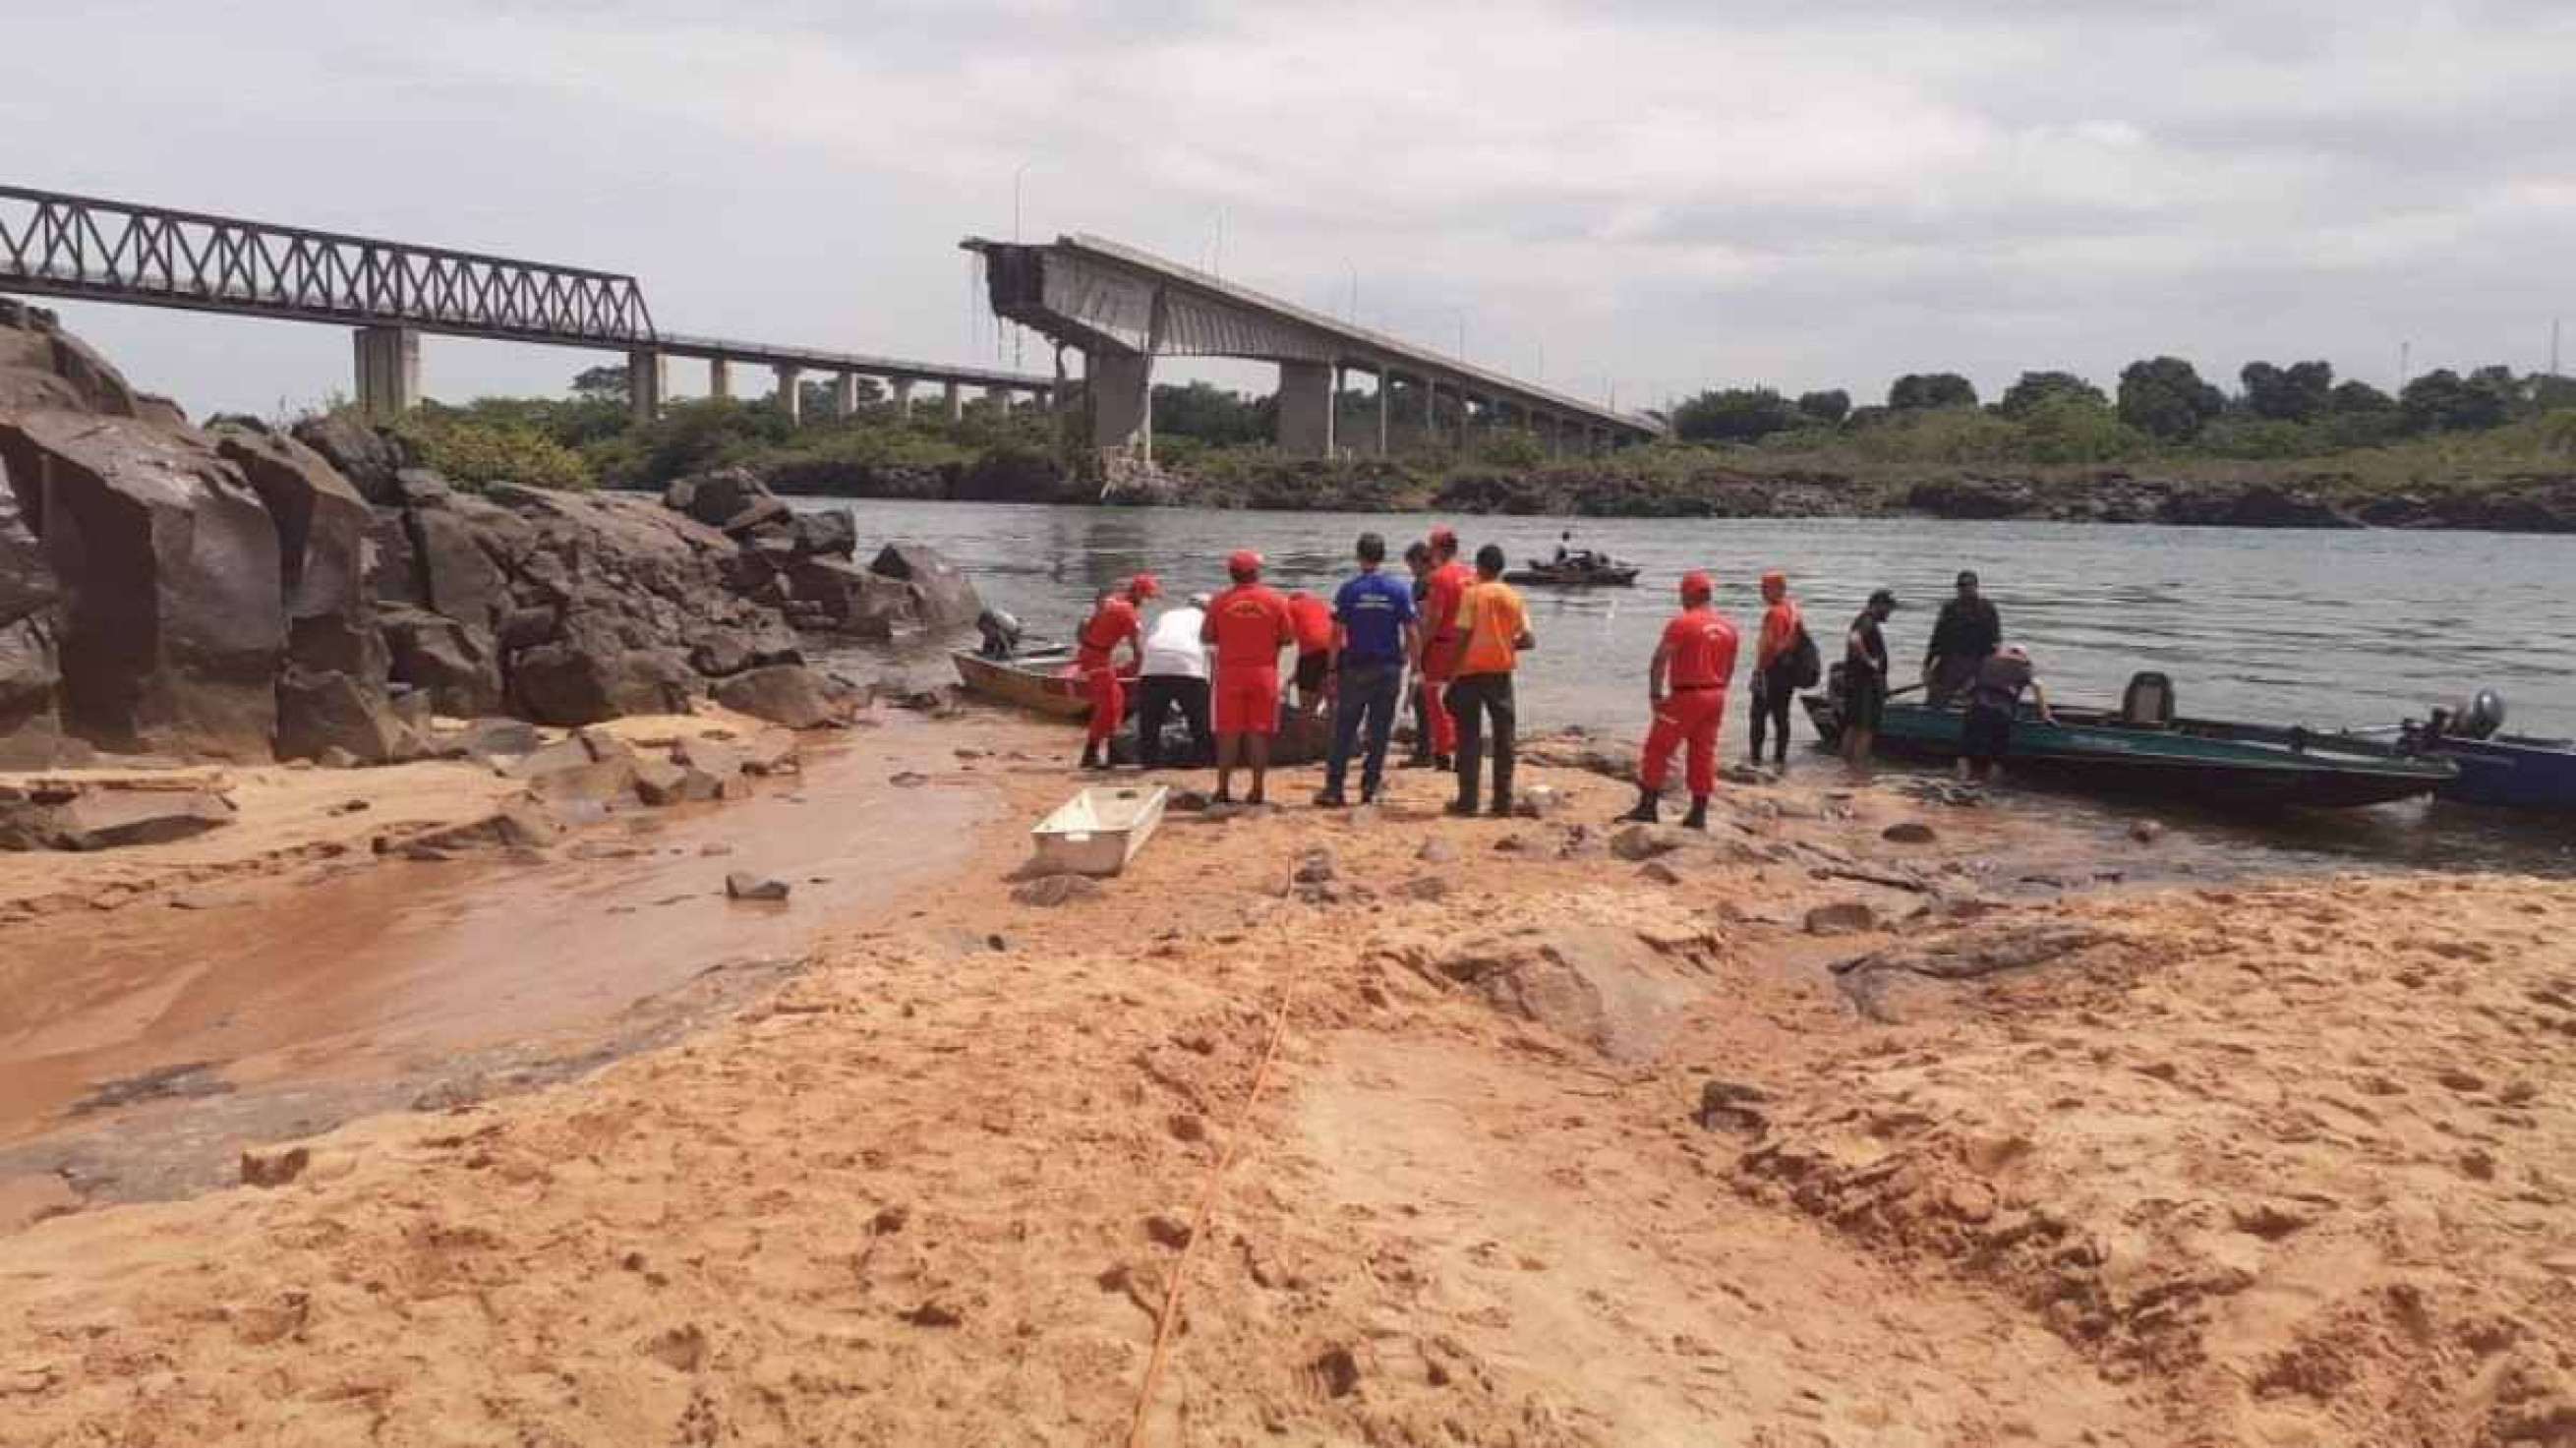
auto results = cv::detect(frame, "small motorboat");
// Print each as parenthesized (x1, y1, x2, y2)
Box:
(950, 646, 1109, 720)
(1502, 553, 1639, 588)
(1801, 669, 2456, 810)
(2403, 691, 2576, 812)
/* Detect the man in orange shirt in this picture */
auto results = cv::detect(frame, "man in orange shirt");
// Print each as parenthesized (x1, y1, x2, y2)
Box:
(1748, 570, 1803, 769)
(1414, 526, 1475, 771)
(1199, 550, 1296, 805)
(1286, 589, 1335, 724)
(1074, 572, 1157, 771)
(1621, 570, 1739, 830)
(1445, 544, 1536, 817)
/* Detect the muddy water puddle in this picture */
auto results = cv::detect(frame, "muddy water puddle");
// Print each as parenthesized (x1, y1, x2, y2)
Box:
(0, 722, 998, 1213)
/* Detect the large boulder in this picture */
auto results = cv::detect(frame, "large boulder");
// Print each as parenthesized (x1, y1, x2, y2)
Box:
(378, 604, 502, 716)
(213, 422, 386, 682)
(275, 665, 411, 765)
(287, 412, 408, 506)
(712, 664, 841, 729)
(785, 556, 912, 637)
(0, 782, 237, 851)
(868, 544, 979, 629)
(664, 468, 772, 530)
(510, 614, 695, 725)
(0, 471, 64, 768)
(790, 507, 857, 558)
(0, 410, 284, 759)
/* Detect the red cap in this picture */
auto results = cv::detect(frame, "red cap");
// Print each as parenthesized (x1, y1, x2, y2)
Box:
(1128, 572, 1161, 601)
(1227, 549, 1262, 581)
(1428, 525, 1458, 550)
(1679, 570, 1714, 602)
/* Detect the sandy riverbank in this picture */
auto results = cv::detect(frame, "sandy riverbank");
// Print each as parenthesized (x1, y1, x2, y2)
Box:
(0, 707, 2568, 1445)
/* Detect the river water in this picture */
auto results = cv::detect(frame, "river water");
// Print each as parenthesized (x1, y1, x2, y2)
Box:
(821, 497, 2575, 871)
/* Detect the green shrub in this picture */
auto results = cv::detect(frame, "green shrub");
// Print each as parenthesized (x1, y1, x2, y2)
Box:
(394, 411, 593, 491)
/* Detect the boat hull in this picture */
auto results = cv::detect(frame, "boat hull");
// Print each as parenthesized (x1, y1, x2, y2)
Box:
(1502, 563, 1638, 587)
(950, 649, 1101, 720)
(2430, 734, 2576, 811)
(1802, 695, 2454, 810)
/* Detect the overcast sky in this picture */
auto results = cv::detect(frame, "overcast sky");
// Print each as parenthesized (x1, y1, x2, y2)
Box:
(6, 0, 2572, 419)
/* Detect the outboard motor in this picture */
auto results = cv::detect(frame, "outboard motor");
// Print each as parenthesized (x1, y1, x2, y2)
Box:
(2459, 688, 2506, 740)
(976, 608, 1024, 661)
(2121, 671, 2176, 727)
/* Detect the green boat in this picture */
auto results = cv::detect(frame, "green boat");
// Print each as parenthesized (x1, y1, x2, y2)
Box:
(1800, 671, 2456, 810)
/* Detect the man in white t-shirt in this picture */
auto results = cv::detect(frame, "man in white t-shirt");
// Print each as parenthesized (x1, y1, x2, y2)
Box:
(1137, 592, 1213, 768)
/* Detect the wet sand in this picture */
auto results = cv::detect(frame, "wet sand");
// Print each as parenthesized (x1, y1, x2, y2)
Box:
(0, 703, 2568, 1444)
(0, 713, 997, 1212)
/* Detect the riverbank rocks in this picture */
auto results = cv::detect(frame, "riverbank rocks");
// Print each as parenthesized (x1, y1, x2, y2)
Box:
(1433, 924, 1700, 1064)
(0, 781, 237, 851)
(0, 479, 63, 769)
(660, 466, 982, 638)
(713, 664, 843, 729)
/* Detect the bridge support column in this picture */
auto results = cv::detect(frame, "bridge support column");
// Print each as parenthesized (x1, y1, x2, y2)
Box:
(1376, 371, 1390, 455)
(709, 357, 732, 401)
(1276, 360, 1334, 457)
(893, 380, 914, 419)
(353, 325, 420, 420)
(1088, 349, 1152, 458)
(626, 347, 666, 423)
(1424, 378, 1437, 448)
(944, 380, 964, 422)
(832, 373, 857, 419)
(774, 366, 802, 424)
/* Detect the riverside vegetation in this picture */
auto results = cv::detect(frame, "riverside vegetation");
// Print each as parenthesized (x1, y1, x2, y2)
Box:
(353, 355, 2576, 531)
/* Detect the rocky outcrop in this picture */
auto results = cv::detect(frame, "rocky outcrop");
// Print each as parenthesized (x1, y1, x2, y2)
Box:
(659, 466, 982, 640)
(0, 302, 885, 774)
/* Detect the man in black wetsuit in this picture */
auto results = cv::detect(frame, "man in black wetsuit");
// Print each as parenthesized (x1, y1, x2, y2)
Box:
(1922, 570, 2002, 706)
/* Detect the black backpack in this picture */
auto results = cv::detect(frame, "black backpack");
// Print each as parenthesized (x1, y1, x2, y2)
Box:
(1786, 623, 1822, 689)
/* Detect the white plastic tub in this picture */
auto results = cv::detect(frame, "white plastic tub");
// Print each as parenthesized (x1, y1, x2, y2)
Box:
(1029, 784, 1168, 876)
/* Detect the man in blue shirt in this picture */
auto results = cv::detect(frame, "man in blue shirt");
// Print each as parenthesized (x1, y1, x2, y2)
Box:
(1315, 531, 1420, 807)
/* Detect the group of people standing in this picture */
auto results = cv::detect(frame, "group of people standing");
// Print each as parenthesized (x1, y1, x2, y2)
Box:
(1070, 535, 2057, 821)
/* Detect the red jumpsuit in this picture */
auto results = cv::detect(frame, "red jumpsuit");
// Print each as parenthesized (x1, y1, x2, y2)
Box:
(1418, 559, 1475, 756)
(1075, 596, 1141, 745)
(1640, 606, 1740, 797)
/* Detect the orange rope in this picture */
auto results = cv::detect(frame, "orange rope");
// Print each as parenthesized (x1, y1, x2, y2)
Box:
(1124, 985, 1294, 1448)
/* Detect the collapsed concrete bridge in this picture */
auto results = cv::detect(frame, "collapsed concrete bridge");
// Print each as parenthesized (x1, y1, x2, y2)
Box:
(961, 232, 1664, 460)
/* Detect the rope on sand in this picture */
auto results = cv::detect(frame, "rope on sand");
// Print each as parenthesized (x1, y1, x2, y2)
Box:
(1123, 980, 1295, 1447)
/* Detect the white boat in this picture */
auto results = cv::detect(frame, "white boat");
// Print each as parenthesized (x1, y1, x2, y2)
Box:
(1029, 783, 1168, 876)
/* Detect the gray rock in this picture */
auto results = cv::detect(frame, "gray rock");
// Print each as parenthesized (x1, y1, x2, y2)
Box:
(713, 664, 841, 729)
(287, 413, 409, 505)
(725, 871, 790, 901)
(867, 544, 980, 629)
(665, 468, 770, 530)
(790, 507, 857, 558)
(1881, 821, 1939, 844)
(0, 786, 237, 851)
(380, 605, 503, 717)
(275, 666, 408, 765)
(212, 423, 384, 682)
(441, 716, 543, 762)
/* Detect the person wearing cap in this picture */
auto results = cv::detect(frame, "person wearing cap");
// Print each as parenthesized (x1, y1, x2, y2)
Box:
(1074, 573, 1157, 771)
(1316, 531, 1418, 808)
(1401, 540, 1436, 767)
(1748, 570, 1804, 769)
(1415, 526, 1475, 772)
(1445, 544, 1535, 817)
(1620, 570, 1738, 829)
(1137, 591, 1214, 770)
(1959, 642, 2054, 783)
(1200, 550, 1296, 804)
(1842, 589, 1901, 769)
(1286, 589, 1336, 724)
(1923, 569, 2002, 706)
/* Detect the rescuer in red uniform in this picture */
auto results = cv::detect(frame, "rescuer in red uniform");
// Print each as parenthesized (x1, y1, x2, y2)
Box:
(1074, 573, 1157, 770)
(1620, 569, 1739, 830)
(1414, 526, 1474, 770)
(1200, 550, 1295, 804)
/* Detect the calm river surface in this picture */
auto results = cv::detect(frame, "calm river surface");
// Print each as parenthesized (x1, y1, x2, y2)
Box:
(811, 498, 2575, 870)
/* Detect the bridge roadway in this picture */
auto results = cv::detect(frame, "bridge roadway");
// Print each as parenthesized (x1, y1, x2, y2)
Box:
(0, 183, 1051, 424)
(963, 231, 1664, 459)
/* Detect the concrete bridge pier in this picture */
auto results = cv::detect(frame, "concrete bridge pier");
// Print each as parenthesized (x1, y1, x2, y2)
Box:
(1088, 349, 1152, 458)
(709, 357, 732, 401)
(1276, 360, 1335, 457)
(626, 347, 666, 422)
(893, 379, 914, 419)
(832, 373, 858, 419)
(353, 325, 420, 420)
(774, 365, 802, 424)
(1376, 370, 1391, 455)
(944, 380, 964, 422)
